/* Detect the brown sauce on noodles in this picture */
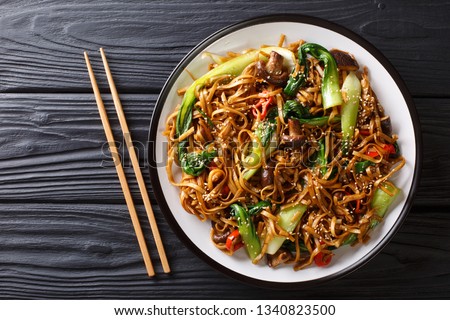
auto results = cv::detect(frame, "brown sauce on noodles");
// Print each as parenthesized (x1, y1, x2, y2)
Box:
(164, 39, 405, 270)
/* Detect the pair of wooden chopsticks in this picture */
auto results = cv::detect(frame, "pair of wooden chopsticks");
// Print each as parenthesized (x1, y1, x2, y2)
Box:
(84, 48, 170, 277)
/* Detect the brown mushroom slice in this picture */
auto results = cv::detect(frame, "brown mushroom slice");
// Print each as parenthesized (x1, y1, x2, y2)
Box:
(266, 51, 285, 74)
(281, 134, 305, 149)
(280, 118, 305, 149)
(255, 51, 290, 86)
(267, 247, 293, 268)
(380, 117, 392, 136)
(330, 49, 359, 71)
(260, 159, 275, 187)
(288, 118, 302, 136)
(211, 223, 231, 244)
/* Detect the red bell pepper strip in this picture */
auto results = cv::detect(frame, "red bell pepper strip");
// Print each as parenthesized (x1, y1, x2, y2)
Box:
(366, 144, 396, 158)
(314, 252, 333, 267)
(383, 143, 396, 155)
(208, 161, 218, 170)
(345, 190, 362, 214)
(225, 229, 243, 251)
(355, 198, 362, 214)
(221, 185, 230, 195)
(252, 92, 274, 120)
(366, 147, 380, 158)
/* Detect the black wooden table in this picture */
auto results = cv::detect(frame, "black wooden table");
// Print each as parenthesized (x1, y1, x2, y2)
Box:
(0, 0, 449, 299)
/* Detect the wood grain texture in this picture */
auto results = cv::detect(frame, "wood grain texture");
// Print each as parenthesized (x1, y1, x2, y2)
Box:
(0, 0, 448, 96)
(0, 203, 448, 299)
(0, 94, 447, 204)
(0, 0, 448, 299)
(0, 93, 151, 202)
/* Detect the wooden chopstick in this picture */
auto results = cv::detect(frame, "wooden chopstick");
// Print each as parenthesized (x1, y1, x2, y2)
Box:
(99, 48, 170, 274)
(84, 51, 156, 277)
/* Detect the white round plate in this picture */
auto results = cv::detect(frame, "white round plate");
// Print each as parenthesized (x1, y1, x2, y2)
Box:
(149, 15, 422, 288)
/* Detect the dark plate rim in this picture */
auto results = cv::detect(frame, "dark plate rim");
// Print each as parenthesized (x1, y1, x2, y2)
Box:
(148, 14, 422, 289)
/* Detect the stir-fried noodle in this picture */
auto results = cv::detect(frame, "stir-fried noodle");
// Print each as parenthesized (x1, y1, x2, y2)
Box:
(164, 38, 405, 270)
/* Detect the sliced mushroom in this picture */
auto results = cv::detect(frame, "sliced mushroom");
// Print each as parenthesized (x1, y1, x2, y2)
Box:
(380, 117, 392, 136)
(281, 134, 305, 149)
(260, 159, 275, 187)
(330, 49, 359, 71)
(267, 247, 293, 268)
(211, 222, 231, 244)
(288, 117, 302, 136)
(280, 118, 305, 149)
(266, 51, 285, 74)
(256, 51, 290, 86)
